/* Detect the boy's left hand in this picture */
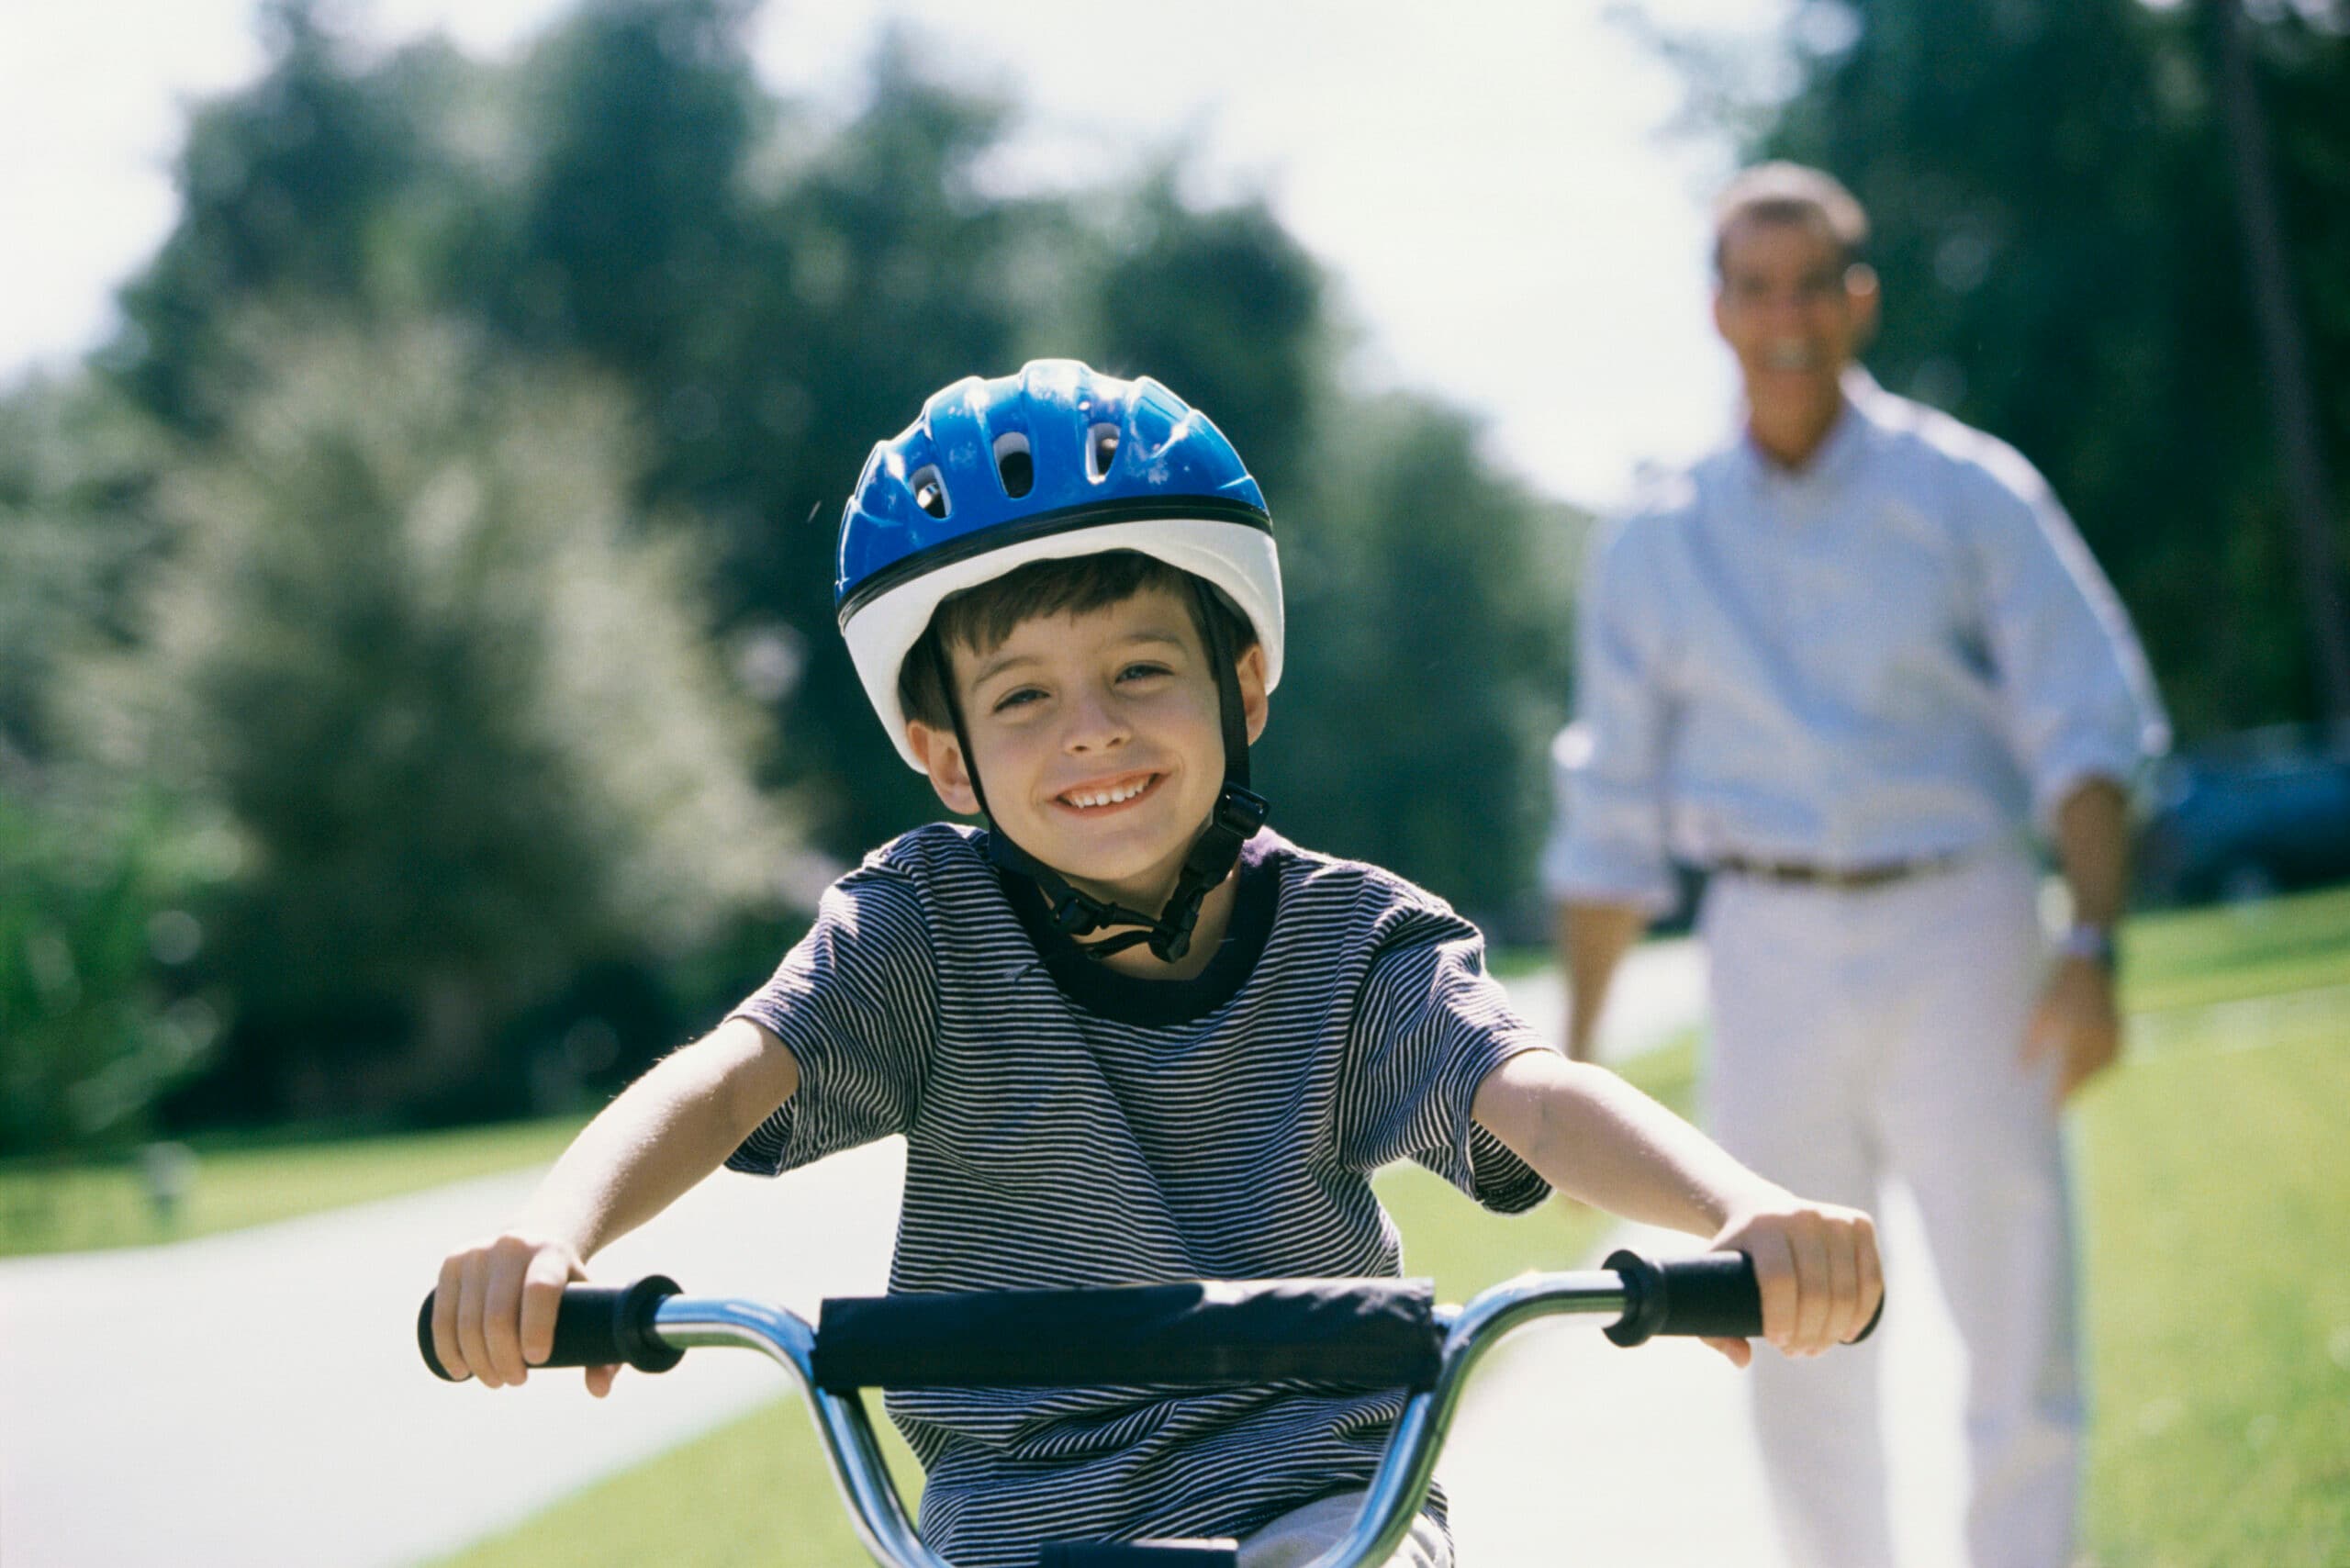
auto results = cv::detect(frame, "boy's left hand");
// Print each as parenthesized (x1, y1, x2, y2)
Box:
(1704, 1193, 1882, 1367)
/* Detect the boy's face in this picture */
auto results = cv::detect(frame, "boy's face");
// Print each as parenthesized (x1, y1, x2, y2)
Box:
(907, 583, 1269, 913)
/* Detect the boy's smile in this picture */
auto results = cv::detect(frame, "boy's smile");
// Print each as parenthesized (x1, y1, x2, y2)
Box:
(909, 584, 1268, 917)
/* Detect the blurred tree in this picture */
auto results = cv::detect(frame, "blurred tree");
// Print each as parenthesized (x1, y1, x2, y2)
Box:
(108, 0, 477, 431)
(0, 378, 167, 774)
(76, 319, 788, 1119)
(1697, 0, 2350, 737)
(0, 789, 217, 1159)
(698, 36, 1046, 853)
(499, 0, 767, 383)
(1265, 392, 1581, 930)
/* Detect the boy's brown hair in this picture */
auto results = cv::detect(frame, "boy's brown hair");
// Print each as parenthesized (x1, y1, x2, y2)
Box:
(897, 550, 1259, 729)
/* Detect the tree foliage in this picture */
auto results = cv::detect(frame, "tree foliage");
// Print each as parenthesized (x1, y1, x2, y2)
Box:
(77, 318, 787, 1119)
(0, 788, 218, 1158)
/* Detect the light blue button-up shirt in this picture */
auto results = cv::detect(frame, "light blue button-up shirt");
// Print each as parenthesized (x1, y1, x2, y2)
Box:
(1544, 371, 2168, 914)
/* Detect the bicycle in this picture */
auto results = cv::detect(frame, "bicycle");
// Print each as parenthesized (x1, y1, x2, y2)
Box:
(420, 1250, 1878, 1567)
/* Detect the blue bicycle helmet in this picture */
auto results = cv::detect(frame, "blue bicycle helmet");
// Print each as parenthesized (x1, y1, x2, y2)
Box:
(838, 359, 1283, 770)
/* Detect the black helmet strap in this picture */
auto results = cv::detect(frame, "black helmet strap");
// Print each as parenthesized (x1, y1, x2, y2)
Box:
(929, 577, 1267, 965)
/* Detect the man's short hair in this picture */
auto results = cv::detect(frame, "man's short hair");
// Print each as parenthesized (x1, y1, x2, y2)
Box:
(1712, 162, 1870, 274)
(897, 550, 1259, 730)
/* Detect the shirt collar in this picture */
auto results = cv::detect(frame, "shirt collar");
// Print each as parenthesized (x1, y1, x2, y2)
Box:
(1730, 364, 1886, 493)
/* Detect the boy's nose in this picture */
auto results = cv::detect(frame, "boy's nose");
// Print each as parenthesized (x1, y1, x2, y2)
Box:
(1060, 689, 1131, 753)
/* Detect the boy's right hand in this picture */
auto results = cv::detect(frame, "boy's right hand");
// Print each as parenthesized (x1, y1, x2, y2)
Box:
(431, 1233, 619, 1396)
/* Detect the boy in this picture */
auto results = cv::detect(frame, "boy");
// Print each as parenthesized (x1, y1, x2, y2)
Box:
(433, 361, 1882, 1567)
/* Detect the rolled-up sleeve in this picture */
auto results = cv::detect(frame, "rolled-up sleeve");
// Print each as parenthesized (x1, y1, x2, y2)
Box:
(1965, 453, 2169, 827)
(1541, 518, 1681, 914)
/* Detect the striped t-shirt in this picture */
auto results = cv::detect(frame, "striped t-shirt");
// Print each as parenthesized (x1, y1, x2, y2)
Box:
(726, 823, 1556, 1566)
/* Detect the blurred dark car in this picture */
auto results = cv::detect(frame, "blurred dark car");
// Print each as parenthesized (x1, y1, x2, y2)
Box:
(2135, 723, 2350, 906)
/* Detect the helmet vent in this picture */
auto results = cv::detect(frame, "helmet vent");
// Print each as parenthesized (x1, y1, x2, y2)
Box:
(1086, 423, 1121, 483)
(911, 465, 949, 519)
(992, 431, 1035, 498)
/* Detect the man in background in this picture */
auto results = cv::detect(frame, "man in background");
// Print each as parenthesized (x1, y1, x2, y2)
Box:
(1545, 162, 2167, 1566)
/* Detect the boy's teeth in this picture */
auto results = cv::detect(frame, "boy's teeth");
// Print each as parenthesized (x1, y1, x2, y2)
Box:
(1069, 778, 1147, 808)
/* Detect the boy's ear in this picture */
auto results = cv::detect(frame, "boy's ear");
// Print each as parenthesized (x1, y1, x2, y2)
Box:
(1236, 643, 1270, 746)
(907, 721, 982, 817)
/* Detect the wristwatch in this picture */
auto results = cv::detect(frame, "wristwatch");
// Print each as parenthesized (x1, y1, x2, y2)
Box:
(2058, 923, 2118, 972)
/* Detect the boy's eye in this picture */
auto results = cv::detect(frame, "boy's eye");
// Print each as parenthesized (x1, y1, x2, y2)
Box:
(1118, 662, 1172, 683)
(990, 686, 1045, 713)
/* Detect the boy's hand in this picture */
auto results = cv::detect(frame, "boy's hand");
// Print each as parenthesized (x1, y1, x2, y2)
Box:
(432, 1233, 619, 1396)
(1704, 1193, 1882, 1368)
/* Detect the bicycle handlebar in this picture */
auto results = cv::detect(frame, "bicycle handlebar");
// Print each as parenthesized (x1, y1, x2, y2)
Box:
(418, 1272, 687, 1381)
(418, 1253, 1878, 1568)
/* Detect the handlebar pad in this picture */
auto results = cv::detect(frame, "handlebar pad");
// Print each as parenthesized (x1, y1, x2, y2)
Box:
(417, 1275, 686, 1382)
(1603, 1250, 1883, 1348)
(811, 1279, 1441, 1393)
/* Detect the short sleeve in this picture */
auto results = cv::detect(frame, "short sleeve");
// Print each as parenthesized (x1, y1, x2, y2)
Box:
(724, 861, 938, 1177)
(1545, 516, 1682, 915)
(1336, 900, 1558, 1215)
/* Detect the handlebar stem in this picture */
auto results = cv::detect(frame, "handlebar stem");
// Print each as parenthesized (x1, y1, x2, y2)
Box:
(1296, 1269, 1628, 1568)
(649, 1297, 954, 1568)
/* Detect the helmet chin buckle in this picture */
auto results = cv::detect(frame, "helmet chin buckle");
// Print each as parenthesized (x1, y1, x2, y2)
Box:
(1013, 782, 1266, 964)
(1142, 783, 1269, 963)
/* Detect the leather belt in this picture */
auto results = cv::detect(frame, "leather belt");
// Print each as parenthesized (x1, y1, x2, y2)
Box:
(1711, 852, 1962, 890)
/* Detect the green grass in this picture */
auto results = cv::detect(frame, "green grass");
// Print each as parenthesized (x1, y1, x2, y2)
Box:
(0, 1114, 587, 1258)
(437, 1391, 929, 1568)
(2076, 974, 2350, 1564)
(2120, 883, 2350, 1015)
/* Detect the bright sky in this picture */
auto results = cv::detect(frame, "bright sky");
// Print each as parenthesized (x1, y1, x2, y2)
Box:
(0, 0, 1785, 510)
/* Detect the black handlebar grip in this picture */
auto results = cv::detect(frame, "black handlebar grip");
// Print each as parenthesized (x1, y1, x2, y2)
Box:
(417, 1274, 688, 1381)
(1603, 1249, 1884, 1348)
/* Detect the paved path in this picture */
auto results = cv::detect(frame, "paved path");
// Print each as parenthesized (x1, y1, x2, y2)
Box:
(0, 944, 1968, 1567)
(0, 1148, 906, 1568)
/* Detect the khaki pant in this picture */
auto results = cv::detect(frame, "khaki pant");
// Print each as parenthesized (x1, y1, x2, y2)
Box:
(1237, 1492, 1452, 1568)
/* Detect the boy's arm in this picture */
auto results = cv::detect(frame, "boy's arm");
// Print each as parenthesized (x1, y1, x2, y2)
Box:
(431, 1015, 800, 1394)
(1470, 1049, 1880, 1365)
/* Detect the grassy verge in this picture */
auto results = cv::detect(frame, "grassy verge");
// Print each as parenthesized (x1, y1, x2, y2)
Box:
(2076, 970, 2350, 1565)
(0, 1114, 586, 1258)
(2120, 884, 2350, 1014)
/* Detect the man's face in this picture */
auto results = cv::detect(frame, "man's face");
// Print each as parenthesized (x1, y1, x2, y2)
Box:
(909, 584, 1268, 911)
(1712, 215, 1879, 423)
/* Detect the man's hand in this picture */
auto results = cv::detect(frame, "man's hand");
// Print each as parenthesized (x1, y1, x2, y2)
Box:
(431, 1233, 618, 1396)
(1704, 1194, 1883, 1368)
(2024, 955, 2121, 1105)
